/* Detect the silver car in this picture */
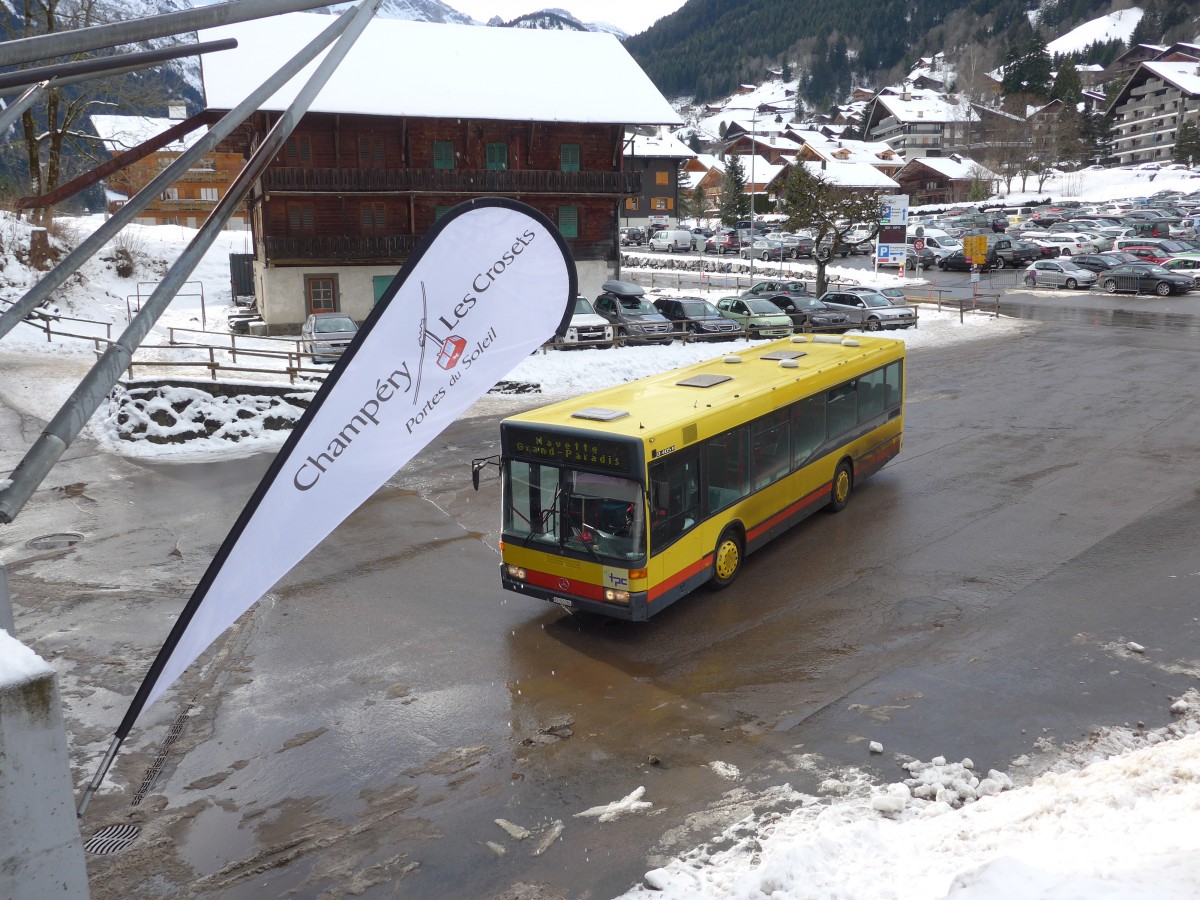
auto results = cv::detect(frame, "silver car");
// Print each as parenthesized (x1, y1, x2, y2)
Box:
(1022, 260, 1099, 290)
(818, 289, 917, 330)
(300, 312, 358, 362)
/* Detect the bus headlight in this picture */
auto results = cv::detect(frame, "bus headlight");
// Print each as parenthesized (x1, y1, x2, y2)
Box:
(604, 588, 630, 604)
(506, 565, 527, 581)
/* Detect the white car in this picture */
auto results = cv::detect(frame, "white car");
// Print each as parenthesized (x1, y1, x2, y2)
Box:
(300, 312, 358, 362)
(1019, 232, 1096, 256)
(648, 229, 696, 252)
(555, 296, 615, 348)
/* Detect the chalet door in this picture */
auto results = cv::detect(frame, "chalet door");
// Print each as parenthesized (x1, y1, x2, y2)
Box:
(305, 275, 338, 315)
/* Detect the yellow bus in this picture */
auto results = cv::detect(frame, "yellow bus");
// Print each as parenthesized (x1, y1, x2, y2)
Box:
(492, 333, 905, 620)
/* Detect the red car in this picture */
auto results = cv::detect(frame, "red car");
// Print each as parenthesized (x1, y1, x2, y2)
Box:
(1119, 245, 1172, 264)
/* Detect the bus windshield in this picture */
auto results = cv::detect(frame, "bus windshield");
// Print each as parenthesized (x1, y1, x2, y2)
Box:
(503, 461, 645, 562)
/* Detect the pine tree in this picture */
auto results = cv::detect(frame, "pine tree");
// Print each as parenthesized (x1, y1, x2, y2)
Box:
(1174, 120, 1200, 166)
(719, 154, 750, 226)
(1050, 60, 1083, 106)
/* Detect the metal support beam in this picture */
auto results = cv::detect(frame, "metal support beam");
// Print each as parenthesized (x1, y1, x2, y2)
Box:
(0, 0, 333, 69)
(0, 81, 47, 136)
(0, 38, 238, 93)
(0, 5, 363, 348)
(17, 112, 215, 211)
(0, 0, 383, 528)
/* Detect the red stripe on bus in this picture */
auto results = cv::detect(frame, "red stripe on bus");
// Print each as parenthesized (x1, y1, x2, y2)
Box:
(747, 484, 829, 542)
(648, 554, 713, 602)
(526, 569, 605, 601)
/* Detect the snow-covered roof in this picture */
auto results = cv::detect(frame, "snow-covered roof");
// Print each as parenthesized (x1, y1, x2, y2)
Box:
(90, 115, 206, 153)
(625, 132, 695, 159)
(791, 130, 903, 166)
(904, 155, 996, 182)
(742, 155, 786, 187)
(801, 160, 899, 189)
(873, 90, 978, 124)
(1141, 60, 1200, 97)
(199, 13, 681, 125)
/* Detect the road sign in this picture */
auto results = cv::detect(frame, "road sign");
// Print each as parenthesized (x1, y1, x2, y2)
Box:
(963, 235, 988, 264)
(879, 195, 909, 227)
(913, 238, 925, 251)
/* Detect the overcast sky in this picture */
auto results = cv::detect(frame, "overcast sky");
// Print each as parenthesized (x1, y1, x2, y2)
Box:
(449, 0, 688, 34)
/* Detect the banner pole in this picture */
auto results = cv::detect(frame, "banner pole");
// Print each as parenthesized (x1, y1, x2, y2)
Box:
(77, 735, 123, 818)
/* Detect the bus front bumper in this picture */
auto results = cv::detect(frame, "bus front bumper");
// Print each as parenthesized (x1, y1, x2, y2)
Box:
(500, 564, 649, 621)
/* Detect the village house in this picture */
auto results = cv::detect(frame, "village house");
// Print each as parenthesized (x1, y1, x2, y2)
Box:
(893, 154, 996, 206)
(90, 106, 249, 229)
(623, 130, 696, 227)
(198, 14, 679, 332)
(862, 88, 979, 159)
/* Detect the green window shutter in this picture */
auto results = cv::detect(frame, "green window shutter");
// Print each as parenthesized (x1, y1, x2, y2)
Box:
(486, 142, 508, 170)
(433, 141, 455, 170)
(558, 206, 578, 238)
(560, 143, 580, 172)
(372, 275, 394, 305)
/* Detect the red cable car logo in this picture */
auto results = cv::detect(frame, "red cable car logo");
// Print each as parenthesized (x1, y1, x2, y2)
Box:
(436, 334, 467, 370)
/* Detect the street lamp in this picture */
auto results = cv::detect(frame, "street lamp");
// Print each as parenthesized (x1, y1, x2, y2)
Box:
(749, 107, 757, 279)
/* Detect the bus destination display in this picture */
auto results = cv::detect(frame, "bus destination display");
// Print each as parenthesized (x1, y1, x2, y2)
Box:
(505, 428, 633, 473)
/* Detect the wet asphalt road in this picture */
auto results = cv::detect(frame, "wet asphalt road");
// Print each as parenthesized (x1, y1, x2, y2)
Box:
(4, 286, 1200, 899)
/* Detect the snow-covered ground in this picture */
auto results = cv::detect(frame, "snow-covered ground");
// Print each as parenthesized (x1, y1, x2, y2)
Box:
(3, 187, 1200, 898)
(1045, 7, 1144, 56)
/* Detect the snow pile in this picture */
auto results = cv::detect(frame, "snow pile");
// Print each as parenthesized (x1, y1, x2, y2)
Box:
(620, 690, 1200, 899)
(0, 630, 54, 688)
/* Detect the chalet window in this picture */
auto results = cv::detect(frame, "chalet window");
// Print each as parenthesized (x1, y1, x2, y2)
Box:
(433, 141, 455, 170)
(285, 135, 311, 165)
(655, 171, 669, 185)
(160, 187, 179, 201)
(485, 142, 508, 170)
(652, 197, 673, 211)
(625, 197, 639, 211)
(288, 202, 315, 235)
(359, 134, 385, 168)
(200, 187, 219, 201)
(360, 201, 386, 234)
(305, 275, 338, 315)
(557, 205, 578, 239)
(560, 143, 580, 172)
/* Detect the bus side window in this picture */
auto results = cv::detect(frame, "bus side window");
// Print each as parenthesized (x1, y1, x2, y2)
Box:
(792, 394, 826, 467)
(826, 382, 858, 437)
(705, 425, 751, 512)
(752, 409, 790, 490)
(857, 368, 886, 422)
(884, 361, 904, 409)
(649, 451, 699, 552)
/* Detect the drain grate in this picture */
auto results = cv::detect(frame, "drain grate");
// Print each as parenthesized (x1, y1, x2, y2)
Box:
(84, 823, 141, 855)
(25, 532, 84, 550)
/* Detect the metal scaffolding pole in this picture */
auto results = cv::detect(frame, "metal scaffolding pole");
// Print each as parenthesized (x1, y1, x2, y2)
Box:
(0, 81, 48, 136)
(0, 38, 238, 93)
(0, 0, 333, 68)
(0, 0, 382, 526)
(0, 4, 361, 347)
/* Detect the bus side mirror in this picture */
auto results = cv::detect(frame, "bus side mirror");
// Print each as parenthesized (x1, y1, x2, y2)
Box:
(471, 455, 499, 491)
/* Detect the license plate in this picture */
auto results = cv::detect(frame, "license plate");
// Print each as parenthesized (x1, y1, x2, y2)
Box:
(551, 597, 573, 609)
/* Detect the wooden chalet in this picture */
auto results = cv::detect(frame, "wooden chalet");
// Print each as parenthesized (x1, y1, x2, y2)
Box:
(199, 14, 679, 331)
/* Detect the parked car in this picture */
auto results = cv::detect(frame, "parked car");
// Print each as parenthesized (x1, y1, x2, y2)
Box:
(1117, 245, 1173, 264)
(742, 280, 814, 302)
(938, 249, 998, 272)
(818, 289, 918, 330)
(760, 294, 853, 332)
(1160, 252, 1200, 285)
(741, 238, 786, 260)
(648, 228, 697, 252)
(705, 231, 747, 254)
(713, 296, 794, 338)
(618, 226, 645, 246)
(1098, 264, 1194, 296)
(876, 245, 934, 270)
(652, 296, 745, 341)
(776, 233, 815, 258)
(554, 296, 615, 348)
(1069, 254, 1123, 274)
(1019, 232, 1098, 255)
(300, 312, 358, 362)
(1022, 260, 1099, 290)
(852, 285, 910, 307)
(592, 280, 675, 345)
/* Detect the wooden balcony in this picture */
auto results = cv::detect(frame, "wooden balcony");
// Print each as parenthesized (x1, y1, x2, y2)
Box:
(261, 166, 640, 197)
(264, 235, 614, 264)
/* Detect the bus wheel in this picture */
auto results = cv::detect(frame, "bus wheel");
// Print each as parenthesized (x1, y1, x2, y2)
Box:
(828, 460, 853, 512)
(710, 528, 743, 589)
